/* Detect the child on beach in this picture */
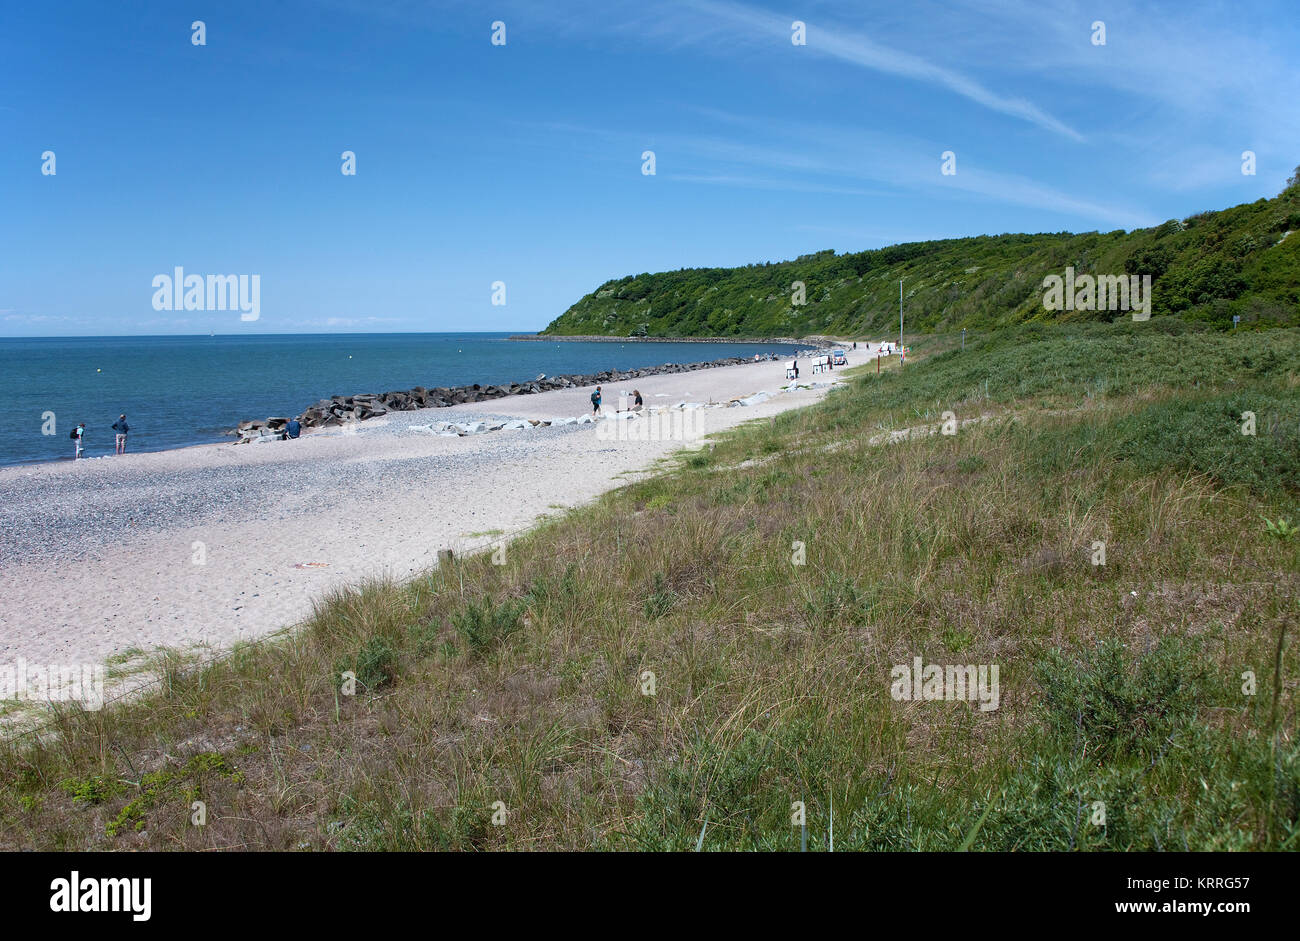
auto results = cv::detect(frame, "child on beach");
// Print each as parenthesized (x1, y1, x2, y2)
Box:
(112, 414, 129, 454)
(591, 386, 602, 415)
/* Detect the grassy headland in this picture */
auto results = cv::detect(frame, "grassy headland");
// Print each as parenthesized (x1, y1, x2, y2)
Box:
(2, 319, 1296, 850)
(542, 175, 1300, 338)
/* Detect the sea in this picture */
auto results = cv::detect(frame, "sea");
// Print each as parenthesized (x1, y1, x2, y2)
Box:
(0, 333, 806, 467)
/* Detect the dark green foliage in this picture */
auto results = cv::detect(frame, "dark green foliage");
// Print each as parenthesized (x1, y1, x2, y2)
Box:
(337, 637, 398, 691)
(543, 180, 1300, 337)
(451, 597, 525, 653)
(1113, 391, 1300, 495)
(335, 794, 495, 851)
(1036, 638, 1207, 763)
(819, 320, 1300, 495)
(642, 572, 676, 620)
(827, 319, 1300, 424)
(622, 718, 830, 851)
(803, 573, 875, 628)
(625, 639, 1295, 850)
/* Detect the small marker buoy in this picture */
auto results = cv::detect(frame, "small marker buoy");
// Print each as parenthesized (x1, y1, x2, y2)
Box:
(97, 368, 101, 372)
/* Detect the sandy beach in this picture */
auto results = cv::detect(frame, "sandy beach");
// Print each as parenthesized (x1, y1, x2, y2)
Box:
(0, 350, 865, 670)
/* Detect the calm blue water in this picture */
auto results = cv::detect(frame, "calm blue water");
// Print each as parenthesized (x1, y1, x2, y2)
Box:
(0, 333, 803, 467)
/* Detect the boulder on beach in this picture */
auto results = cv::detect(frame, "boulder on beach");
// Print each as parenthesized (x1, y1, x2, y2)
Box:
(241, 351, 787, 436)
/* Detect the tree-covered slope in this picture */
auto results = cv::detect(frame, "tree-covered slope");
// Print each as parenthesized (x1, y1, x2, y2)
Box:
(542, 173, 1300, 338)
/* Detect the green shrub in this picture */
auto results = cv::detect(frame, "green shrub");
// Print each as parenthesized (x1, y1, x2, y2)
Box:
(1114, 391, 1300, 494)
(451, 598, 525, 654)
(1036, 637, 1207, 762)
(60, 773, 125, 805)
(336, 637, 398, 691)
(643, 572, 676, 620)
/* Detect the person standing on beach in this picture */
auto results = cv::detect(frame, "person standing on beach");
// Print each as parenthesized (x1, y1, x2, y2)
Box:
(71, 422, 85, 459)
(112, 414, 129, 454)
(591, 386, 602, 415)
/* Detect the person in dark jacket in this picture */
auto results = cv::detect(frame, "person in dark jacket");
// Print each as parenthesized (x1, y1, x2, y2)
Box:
(112, 414, 129, 454)
(285, 418, 302, 440)
(591, 386, 602, 415)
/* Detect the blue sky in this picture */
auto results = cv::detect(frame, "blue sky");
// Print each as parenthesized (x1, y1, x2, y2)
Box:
(1, 0, 1296, 336)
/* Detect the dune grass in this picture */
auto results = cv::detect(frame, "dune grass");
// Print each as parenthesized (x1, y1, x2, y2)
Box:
(2, 320, 1297, 851)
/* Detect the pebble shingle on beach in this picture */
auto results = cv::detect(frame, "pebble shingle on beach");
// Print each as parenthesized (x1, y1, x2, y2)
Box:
(0, 354, 858, 666)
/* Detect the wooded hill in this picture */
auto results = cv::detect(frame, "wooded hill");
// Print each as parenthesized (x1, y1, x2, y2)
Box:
(541, 171, 1300, 338)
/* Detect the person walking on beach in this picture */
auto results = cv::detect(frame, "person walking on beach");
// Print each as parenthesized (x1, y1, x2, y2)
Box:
(591, 386, 602, 415)
(112, 414, 129, 454)
(71, 422, 85, 459)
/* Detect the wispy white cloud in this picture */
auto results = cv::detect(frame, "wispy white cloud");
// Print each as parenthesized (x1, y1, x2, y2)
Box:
(541, 114, 1154, 228)
(3, 312, 88, 324)
(335, 0, 1298, 196)
(496, 0, 1083, 139)
(668, 172, 892, 198)
(935, 0, 1300, 187)
(683, 0, 1083, 140)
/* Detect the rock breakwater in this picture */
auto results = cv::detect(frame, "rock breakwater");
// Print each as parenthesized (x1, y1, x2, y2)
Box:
(232, 354, 786, 443)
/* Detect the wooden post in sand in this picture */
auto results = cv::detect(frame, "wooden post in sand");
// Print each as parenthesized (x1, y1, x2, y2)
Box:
(438, 548, 454, 567)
